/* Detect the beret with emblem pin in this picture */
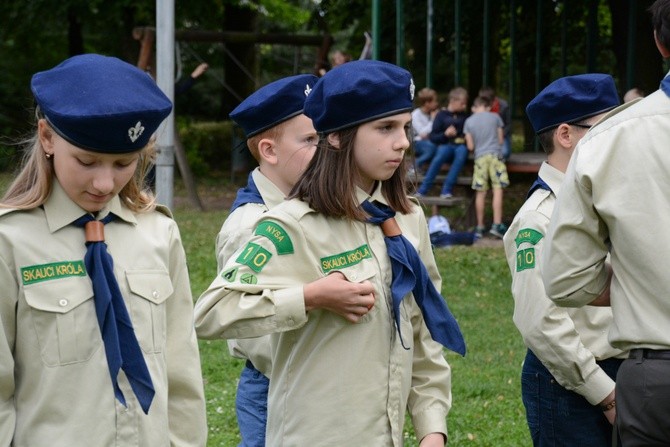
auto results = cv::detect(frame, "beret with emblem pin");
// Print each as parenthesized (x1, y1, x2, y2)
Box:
(230, 74, 319, 138)
(304, 59, 415, 133)
(526, 73, 620, 134)
(31, 53, 172, 153)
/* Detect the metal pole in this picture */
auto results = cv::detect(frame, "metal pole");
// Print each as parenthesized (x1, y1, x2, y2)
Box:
(426, 0, 434, 87)
(509, 0, 516, 125)
(483, 0, 490, 87)
(372, 0, 381, 60)
(396, 0, 405, 66)
(455, 0, 462, 86)
(561, 0, 567, 76)
(155, 0, 175, 210)
(626, 0, 637, 90)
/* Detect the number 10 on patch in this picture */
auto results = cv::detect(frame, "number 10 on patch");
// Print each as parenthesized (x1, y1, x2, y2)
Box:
(236, 242, 273, 273)
(516, 247, 535, 271)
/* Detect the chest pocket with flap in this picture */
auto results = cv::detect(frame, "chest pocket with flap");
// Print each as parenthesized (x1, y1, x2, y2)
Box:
(24, 277, 99, 366)
(125, 269, 174, 354)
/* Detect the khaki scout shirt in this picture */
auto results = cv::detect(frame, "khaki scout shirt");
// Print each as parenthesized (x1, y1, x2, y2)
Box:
(0, 180, 207, 447)
(543, 86, 670, 351)
(218, 168, 279, 376)
(195, 184, 452, 446)
(503, 162, 624, 405)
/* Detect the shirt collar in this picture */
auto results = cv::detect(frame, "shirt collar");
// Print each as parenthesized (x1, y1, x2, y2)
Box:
(43, 179, 137, 233)
(252, 167, 287, 209)
(537, 161, 565, 196)
(355, 181, 390, 207)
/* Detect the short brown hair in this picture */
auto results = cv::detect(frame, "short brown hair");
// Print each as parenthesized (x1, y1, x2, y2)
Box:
(416, 88, 437, 106)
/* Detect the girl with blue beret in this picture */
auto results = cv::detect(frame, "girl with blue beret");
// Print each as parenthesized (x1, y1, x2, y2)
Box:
(0, 54, 206, 446)
(195, 59, 464, 446)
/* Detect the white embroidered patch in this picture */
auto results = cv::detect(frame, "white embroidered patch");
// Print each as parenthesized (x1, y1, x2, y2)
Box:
(304, 84, 312, 96)
(409, 78, 415, 100)
(128, 121, 145, 142)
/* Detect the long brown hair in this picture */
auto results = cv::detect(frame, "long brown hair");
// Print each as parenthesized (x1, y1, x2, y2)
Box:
(1, 118, 157, 213)
(289, 126, 413, 220)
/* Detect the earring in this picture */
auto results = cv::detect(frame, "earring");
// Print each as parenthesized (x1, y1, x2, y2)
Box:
(45, 152, 52, 159)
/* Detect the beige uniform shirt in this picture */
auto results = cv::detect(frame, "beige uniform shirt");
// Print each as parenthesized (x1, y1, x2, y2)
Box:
(503, 162, 624, 405)
(0, 181, 207, 447)
(543, 86, 670, 351)
(218, 168, 279, 376)
(195, 184, 452, 446)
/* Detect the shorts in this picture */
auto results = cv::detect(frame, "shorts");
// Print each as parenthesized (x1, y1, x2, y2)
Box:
(472, 153, 509, 191)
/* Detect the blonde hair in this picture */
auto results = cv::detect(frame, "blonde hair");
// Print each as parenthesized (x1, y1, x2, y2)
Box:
(1, 119, 157, 213)
(448, 86, 468, 102)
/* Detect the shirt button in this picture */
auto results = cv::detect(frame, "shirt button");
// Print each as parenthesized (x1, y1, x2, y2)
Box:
(152, 290, 160, 299)
(59, 299, 68, 307)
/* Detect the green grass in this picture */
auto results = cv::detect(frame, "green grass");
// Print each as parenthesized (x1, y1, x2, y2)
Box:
(175, 203, 530, 446)
(0, 171, 531, 445)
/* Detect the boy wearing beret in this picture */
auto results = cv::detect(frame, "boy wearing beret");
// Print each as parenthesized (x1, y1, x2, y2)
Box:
(544, 2, 670, 442)
(503, 74, 624, 446)
(218, 74, 318, 446)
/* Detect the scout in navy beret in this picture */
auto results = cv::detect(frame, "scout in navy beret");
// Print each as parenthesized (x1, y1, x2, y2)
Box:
(304, 60, 415, 133)
(31, 53, 172, 153)
(230, 74, 319, 138)
(526, 73, 620, 134)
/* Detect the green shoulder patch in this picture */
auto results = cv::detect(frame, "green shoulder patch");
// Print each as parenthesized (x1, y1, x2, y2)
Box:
(516, 247, 536, 272)
(515, 228, 544, 247)
(221, 267, 238, 282)
(21, 260, 87, 285)
(240, 273, 257, 284)
(254, 220, 294, 255)
(320, 244, 372, 274)
(236, 242, 272, 273)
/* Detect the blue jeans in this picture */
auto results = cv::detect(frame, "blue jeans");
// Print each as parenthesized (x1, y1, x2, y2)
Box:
(414, 139, 437, 168)
(502, 134, 511, 160)
(236, 361, 269, 447)
(417, 143, 468, 195)
(521, 349, 621, 447)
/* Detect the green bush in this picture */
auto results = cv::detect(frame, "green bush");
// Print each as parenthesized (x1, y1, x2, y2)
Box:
(178, 120, 254, 176)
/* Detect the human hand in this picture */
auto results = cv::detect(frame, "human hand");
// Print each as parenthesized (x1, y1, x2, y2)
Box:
(303, 271, 375, 323)
(191, 63, 209, 78)
(419, 432, 446, 446)
(599, 390, 616, 425)
(445, 125, 457, 137)
(603, 406, 616, 425)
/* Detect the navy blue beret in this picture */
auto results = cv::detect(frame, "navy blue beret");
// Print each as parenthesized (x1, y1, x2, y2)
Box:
(31, 54, 172, 153)
(304, 60, 415, 133)
(526, 73, 620, 134)
(230, 74, 319, 138)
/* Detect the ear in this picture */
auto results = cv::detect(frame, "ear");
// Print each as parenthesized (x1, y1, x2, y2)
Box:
(654, 30, 670, 58)
(257, 138, 278, 165)
(327, 132, 341, 149)
(554, 123, 573, 150)
(37, 119, 55, 154)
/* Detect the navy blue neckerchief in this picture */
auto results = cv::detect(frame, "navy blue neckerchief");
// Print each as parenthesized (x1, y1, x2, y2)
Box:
(361, 200, 466, 356)
(230, 172, 265, 212)
(661, 76, 670, 98)
(73, 213, 155, 414)
(526, 176, 553, 199)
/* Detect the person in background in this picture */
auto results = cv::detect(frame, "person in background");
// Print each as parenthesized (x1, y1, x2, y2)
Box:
(415, 86, 469, 199)
(222, 73, 319, 447)
(0, 53, 206, 446)
(479, 86, 512, 160)
(504, 73, 624, 446)
(175, 62, 209, 94)
(623, 87, 644, 103)
(194, 59, 464, 446)
(463, 96, 508, 238)
(410, 87, 439, 174)
(543, 2, 670, 444)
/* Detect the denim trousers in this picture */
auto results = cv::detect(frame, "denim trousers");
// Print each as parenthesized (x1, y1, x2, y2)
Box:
(521, 349, 622, 447)
(413, 139, 437, 168)
(417, 143, 468, 195)
(236, 361, 269, 447)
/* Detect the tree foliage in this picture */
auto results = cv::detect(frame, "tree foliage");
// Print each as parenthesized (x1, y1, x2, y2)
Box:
(0, 0, 664, 155)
